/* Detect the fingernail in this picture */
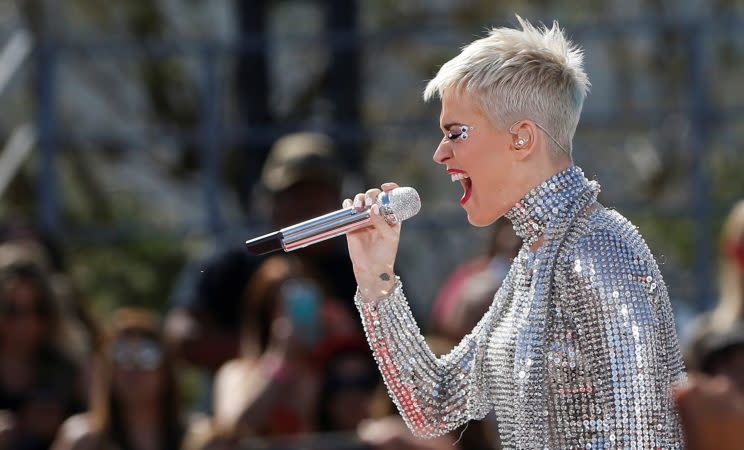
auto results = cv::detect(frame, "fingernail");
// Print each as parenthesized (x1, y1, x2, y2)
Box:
(354, 198, 361, 209)
(343, 199, 351, 208)
(371, 204, 380, 216)
(365, 195, 373, 206)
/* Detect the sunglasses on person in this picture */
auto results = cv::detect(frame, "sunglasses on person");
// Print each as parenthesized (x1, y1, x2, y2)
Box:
(111, 338, 164, 371)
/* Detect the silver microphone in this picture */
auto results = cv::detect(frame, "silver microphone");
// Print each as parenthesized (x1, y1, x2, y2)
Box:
(245, 187, 421, 255)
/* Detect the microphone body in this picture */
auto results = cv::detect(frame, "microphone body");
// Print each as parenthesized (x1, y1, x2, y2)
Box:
(246, 187, 420, 255)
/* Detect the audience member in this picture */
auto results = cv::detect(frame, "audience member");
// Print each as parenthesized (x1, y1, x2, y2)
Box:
(181, 417, 236, 450)
(212, 254, 358, 438)
(314, 336, 379, 433)
(0, 261, 86, 450)
(0, 221, 66, 274)
(677, 200, 744, 449)
(165, 132, 357, 384)
(685, 200, 744, 379)
(711, 199, 744, 328)
(685, 324, 744, 394)
(53, 308, 184, 450)
(0, 231, 98, 358)
(166, 247, 256, 374)
(673, 375, 744, 450)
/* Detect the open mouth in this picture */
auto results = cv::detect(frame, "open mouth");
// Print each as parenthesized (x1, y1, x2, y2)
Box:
(449, 170, 472, 205)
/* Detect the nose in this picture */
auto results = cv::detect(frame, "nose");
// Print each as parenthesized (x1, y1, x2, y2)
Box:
(433, 140, 452, 165)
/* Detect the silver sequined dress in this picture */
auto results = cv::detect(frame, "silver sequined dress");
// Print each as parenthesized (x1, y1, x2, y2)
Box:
(354, 166, 685, 449)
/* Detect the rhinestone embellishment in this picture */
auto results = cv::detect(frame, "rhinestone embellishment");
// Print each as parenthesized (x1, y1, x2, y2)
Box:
(354, 165, 685, 448)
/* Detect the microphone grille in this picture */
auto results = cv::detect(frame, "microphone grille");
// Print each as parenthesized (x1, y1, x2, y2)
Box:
(384, 187, 421, 223)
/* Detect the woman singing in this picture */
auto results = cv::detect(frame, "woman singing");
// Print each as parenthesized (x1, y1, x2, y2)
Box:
(343, 16, 685, 448)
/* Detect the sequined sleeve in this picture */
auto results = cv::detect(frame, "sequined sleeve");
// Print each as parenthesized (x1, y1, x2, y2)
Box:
(354, 279, 493, 438)
(552, 224, 684, 448)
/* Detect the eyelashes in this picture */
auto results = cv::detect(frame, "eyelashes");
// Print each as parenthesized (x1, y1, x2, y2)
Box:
(446, 125, 471, 142)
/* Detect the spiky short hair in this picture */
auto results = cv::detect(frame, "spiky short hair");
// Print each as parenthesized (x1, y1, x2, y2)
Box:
(423, 15, 590, 156)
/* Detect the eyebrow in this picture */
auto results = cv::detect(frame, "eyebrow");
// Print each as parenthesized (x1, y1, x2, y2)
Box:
(440, 122, 462, 132)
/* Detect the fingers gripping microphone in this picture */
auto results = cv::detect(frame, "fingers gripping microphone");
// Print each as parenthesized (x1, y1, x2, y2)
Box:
(245, 187, 421, 255)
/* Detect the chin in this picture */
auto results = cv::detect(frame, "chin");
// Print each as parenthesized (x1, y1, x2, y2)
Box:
(466, 210, 501, 227)
(465, 200, 508, 227)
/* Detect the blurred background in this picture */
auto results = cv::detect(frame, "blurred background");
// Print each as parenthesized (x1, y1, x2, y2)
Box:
(1, 1, 743, 449)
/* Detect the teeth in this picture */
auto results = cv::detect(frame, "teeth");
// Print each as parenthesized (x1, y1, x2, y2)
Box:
(450, 173, 470, 182)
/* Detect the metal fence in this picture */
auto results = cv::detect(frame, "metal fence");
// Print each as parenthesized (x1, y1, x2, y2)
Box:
(6, 13, 744, 313)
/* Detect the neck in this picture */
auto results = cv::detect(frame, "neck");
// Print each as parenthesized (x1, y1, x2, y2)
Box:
(122, 398, 161, 429)
(505, 165, 593, 248)
(120, 401, 163, 449)
(516, 156, 572, 199)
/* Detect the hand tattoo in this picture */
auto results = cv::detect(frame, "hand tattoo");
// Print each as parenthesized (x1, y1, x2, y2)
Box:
(379, 272, 391, 281)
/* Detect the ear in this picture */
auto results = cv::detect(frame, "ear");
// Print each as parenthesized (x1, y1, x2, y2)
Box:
(509, 120, 538, 160)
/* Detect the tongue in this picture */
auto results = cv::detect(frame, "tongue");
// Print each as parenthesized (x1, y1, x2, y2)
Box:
(459, 177, 472, 204)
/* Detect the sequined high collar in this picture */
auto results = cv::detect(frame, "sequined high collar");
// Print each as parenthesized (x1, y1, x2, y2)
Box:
(504, 165, 592, 247)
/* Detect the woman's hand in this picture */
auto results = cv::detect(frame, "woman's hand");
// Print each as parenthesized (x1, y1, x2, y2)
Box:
(343, 183, 402, 301)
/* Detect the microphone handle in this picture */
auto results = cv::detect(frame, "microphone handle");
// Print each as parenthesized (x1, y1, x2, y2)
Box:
(246, 190, 400, 256)
(280, 205, 366, 238)
(245, 207, 374, 255)
(281, 207, 372, 251)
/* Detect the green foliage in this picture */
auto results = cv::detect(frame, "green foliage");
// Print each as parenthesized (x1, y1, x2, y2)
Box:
(68, 236, 186, 319)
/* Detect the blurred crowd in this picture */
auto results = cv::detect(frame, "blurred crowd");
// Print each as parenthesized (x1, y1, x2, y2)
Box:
(0, 132, 742, 450)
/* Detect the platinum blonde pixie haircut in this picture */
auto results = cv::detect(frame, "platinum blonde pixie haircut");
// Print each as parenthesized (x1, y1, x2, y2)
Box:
(423, 15, 590, 156)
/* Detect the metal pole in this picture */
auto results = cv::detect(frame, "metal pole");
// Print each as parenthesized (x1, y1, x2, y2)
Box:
(687, 23, 714, 309)
(35, 28, 59, 236)
(326, 0, 362, 173)
(200, 45, 224, 234)
(234, 0, 271, 212)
